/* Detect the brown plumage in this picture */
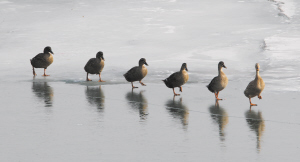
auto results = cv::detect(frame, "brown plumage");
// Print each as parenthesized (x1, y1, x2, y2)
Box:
(84, 51, 105, 82)
(244, 63, 265, 106)
(207, 61, 228, 100)
(124, 58, 148, 88)
(30, 46, 54, 76)
(163, 63, 189, 96)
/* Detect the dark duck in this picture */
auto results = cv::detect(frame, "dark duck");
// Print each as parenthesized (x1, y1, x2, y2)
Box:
(124, 58, 148, 88)
(30, 46, 54, 76)
(84, 51, 105, 82)
(163, 63, 189, 96)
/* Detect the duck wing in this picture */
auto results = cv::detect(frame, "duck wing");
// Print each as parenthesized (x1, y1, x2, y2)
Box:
(165, 72, 184, 88)
(84, 58, 101, 74)
(124, 66, 140, 82)
(31, 53, 48, 68)
(244, 80, 259, 97)
(207, 76, 219, 93)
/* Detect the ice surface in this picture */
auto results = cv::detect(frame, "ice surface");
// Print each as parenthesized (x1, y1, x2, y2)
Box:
(0, 0, 300, 161)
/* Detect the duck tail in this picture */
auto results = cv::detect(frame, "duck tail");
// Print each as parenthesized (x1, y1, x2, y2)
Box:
(123, 73, 129, 81)
(206, 84, 214, 93)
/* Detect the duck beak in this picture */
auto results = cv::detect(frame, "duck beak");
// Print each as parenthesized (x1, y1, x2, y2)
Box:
(223, 65, 227, 69)
(145, 62, 148, 66)
(49, 51, 54, 55)
(186, 67, 188, 71)
(102, 56, 105, 61)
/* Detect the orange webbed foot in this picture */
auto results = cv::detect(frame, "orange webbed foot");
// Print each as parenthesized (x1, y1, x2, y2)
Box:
(98, 80, 105, 82)
(86, 79, 92, 81)
(42, 74, 50, 77)
(139, 81, 146, 86)
(250, 103, 257, 106)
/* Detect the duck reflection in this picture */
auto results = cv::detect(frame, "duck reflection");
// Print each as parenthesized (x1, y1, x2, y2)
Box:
(209, 100, 228, 141)
(245, 109, 265, 152)
(32, 81, 53, 107)
(85, 86, 105, 112)
(165, 97, 189, 128)
(125, 90, 148, 120)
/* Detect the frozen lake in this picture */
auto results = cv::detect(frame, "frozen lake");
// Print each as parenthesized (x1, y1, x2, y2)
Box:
(0, 0, 300, 161)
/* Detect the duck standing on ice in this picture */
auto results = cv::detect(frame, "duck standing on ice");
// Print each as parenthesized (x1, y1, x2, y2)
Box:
(163, 63, 189, 96)
(207, 61, 228, 100)
(124, 58, 148, 88)
(30, 46, 54, 76)
(84, 51, 105, 82)
(244, 63, 265, 106)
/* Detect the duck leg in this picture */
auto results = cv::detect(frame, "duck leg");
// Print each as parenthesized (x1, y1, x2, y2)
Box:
(32, 67, 37, 76)
(249, 98, 257, 106)
(215, 92, 222, 100)
(86, 73, 92, 81)
(30, 60, 37, 76)
(139, 81, 146, 86)
(132, 82, 138, 88)
(173, 88, 180, 96)
(98, 74, 105, 82)
(179, 86, 183, 92)
(42, 69, 49, 76)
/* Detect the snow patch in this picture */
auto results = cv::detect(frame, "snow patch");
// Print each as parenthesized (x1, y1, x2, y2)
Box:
(269, 0, 296, 19)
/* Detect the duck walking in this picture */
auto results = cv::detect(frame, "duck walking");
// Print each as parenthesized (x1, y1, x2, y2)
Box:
(124, 58, 148, 88)
(84, 51, 105, 82)
(30, 46, 54, 76)
(244, 63, 265, 106)
(163, 63, 189, 96)
(207, 61, 228, 100)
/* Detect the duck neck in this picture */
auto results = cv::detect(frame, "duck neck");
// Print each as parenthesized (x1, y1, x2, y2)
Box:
(255, 70, 260, 80)
(139, 62, 144, 67)
(218, 67, 223, 76)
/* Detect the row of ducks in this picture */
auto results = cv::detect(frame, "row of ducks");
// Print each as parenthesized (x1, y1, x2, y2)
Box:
(30, 46, 265, 106)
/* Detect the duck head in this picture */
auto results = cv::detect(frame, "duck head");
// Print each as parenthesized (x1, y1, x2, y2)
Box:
(139, 58, 148, 66)
(218, 61, 226, 69)
(44, 46, 54, 54)
(96, 51, 105, 61)
(180, 63, 188, 71)
(255, 63, 260, 71)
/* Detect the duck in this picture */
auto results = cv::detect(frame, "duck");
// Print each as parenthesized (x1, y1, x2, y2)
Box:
(244, 63, 265, 106)
(163, 63, 189, 96)
(30, 46, 54, 76)
(84, 51, 105, 82)
(207, 61, 228, 100)
(124, 58, 148, 88)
